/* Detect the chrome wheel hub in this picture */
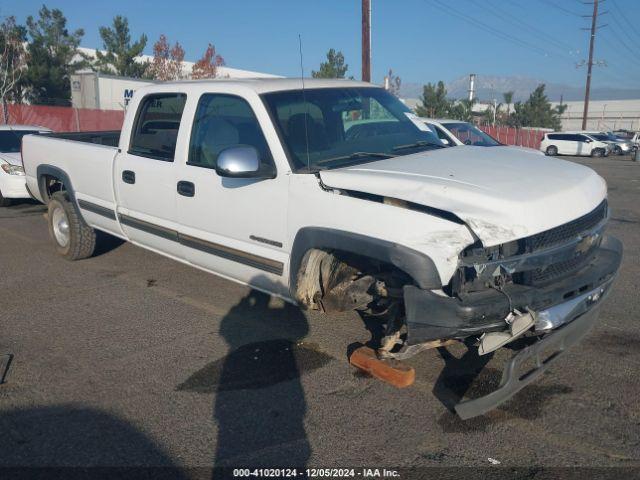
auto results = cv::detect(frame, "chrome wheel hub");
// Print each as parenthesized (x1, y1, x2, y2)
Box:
(52, 207, 70, 247)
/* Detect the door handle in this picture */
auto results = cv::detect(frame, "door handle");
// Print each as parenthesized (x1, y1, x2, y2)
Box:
(177, 180, 195, 197)
(122, 170, 136, 184)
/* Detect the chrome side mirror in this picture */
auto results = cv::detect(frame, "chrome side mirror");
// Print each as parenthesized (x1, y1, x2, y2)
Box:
(215, 146, 275, 179)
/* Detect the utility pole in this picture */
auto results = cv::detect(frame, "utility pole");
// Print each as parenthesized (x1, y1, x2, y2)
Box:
(361, 0, 371, 83)
(581, 0, 599, 130)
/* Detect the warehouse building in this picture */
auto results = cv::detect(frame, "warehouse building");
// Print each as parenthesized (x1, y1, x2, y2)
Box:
(71, 47, 279, 110)
(553, 99, 640, 131)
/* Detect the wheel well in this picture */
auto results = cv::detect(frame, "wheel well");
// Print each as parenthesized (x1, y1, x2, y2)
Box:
(294, 247, 412, 312)
(39, 174, 66, 203)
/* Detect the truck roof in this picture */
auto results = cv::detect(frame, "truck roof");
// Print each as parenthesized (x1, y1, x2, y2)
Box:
(137, 77, 376, 94)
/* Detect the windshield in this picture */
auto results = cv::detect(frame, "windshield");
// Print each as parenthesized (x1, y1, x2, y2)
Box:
(0, 130, 40, 153)
(262, 87, 443, 171)
(441, 122, 501, 146)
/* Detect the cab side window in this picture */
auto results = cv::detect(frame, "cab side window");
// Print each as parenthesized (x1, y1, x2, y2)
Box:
(188, 94, 273, 169)
(129, 93, 187, 161)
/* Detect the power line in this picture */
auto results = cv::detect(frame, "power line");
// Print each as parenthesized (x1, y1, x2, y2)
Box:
(424, 0, 555, 57)
(479, 0, 579, 54)
(610, 0, 640, 37)
(605, 12, 640, 62)
(538, 0, 583, 17)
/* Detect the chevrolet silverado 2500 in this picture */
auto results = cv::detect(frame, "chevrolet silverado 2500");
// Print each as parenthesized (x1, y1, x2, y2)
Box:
(21, 79, 622, 418)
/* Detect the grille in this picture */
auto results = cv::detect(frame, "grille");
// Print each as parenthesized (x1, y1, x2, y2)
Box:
(456, 200, 608, 294)
(522, 200, 607, 253)
(529, 254, 590, 284)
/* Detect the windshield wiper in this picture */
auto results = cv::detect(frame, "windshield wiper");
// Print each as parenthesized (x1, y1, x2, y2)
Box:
(392, 140, 444, 152)
(317, 151, 397, 165)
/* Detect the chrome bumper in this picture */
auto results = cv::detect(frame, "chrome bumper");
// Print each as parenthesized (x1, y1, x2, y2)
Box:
(533, 276, 615, 332)
(454, 272, 618, 420)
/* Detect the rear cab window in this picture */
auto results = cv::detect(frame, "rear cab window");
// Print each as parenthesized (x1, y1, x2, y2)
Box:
(129, 93, 187, 161)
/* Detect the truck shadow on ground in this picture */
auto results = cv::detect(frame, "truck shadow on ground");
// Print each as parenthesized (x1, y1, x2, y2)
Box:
(92, 231, 126, 257)
(432, 344, 572, 432)
(0, 405, 188, 477)
(178, 279, 333, 469)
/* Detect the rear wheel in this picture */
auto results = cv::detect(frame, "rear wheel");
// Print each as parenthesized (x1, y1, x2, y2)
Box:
(47, 191, 96, 260)
(545, 145, 558, 156)
(0, 190, 11, 207)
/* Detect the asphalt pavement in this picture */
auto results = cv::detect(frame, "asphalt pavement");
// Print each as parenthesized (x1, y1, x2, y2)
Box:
(0, 154, 638, 475)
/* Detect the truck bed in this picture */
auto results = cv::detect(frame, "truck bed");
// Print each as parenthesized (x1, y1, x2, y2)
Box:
(22, 131, 120, 232)
(43, 130, 121, 148)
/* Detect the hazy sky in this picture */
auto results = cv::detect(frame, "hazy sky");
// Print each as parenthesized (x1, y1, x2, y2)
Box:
(6, 0, 640, 88)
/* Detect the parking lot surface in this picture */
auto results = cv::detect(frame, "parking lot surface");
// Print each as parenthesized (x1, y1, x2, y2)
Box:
(0, 155, 639, 472)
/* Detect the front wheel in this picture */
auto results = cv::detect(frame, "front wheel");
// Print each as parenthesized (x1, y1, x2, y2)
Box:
(591, 148, 605, 158)
(47, 191, 96, 260)
(545, 145, 558, 156)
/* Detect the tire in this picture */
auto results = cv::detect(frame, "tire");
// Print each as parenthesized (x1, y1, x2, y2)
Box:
(47, 191, 96, 260)
(546, 145, 558, 156)
(591, 148, 604, 158)
(0, 190, 11, 207)
(614, 145, 622, 155)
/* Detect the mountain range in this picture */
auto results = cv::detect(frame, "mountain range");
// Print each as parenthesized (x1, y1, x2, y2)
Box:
(399, 74, 640, 102)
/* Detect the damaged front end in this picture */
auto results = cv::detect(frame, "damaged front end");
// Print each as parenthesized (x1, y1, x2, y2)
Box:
(402, 199, 622, 418)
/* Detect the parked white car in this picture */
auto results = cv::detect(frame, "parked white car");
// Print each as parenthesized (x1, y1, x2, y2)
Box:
(540, 132, 611, 157)
(0, 125, 51, 206)
(21, 79, 621, 418)
(421, 118, 542, 155)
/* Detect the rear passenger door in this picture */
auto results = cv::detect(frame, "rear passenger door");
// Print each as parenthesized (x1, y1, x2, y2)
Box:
(575, 135, 591, 155)
(114, 92, 187, 257)
(174, 93, 289, 295)
(556, 134, 574, 155)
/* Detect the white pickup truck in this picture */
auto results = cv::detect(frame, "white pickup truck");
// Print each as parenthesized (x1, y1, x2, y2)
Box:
(22, 79, 621, 418)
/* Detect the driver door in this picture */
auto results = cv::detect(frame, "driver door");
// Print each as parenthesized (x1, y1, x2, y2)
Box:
(174, 93, 289, 295)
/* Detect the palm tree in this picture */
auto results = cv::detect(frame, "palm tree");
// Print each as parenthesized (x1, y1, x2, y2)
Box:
(502, 91, 514, 123)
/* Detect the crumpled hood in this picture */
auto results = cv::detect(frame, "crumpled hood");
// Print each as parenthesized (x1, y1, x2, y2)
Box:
(319, 146, 607, 246)
(0, 152, 23, 166)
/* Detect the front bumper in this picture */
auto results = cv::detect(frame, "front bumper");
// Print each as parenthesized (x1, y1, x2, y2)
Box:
(454, 289, 608, 419)
(403, 235, 622, 418)
(404, 235, 622, 342)
(0, 171, 29, 199)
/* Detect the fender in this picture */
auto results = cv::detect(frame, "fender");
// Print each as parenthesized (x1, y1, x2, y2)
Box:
(289, 227, 442, 296)
(36, 165, 85, 220)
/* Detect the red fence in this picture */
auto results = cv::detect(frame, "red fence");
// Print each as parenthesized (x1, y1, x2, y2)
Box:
(479, 125, 548, 150)
(1, 104, 124, 132)
(2, 104, 548, 150)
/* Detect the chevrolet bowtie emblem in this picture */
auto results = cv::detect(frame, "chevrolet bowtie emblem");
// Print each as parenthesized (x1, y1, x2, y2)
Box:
(576, 233, 598, 255)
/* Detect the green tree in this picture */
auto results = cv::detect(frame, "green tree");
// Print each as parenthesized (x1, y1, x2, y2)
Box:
(414, 81, 452, 118)
(0, 17, 28, 121)
(312, 48, 348, 78)
(21, 6, 85, 105)
(94, 16, 148, 78)
(450, 98, 476, 122)
(511, 84, 564, 129)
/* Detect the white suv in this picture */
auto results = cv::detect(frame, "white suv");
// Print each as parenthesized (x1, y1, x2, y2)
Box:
(540, 132, 610, 157)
